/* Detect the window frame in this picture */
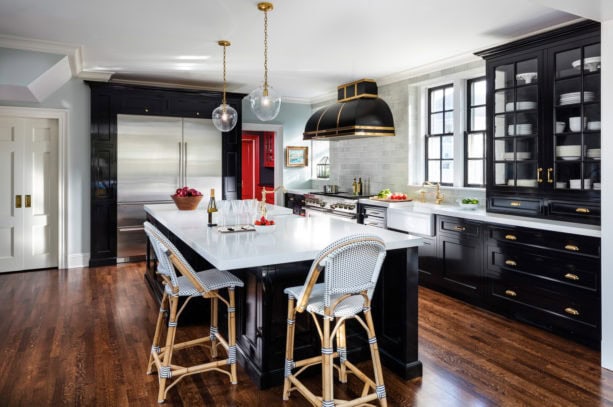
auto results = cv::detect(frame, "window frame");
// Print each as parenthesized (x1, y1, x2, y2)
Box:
(464, 76, 487, 187)
(425, 83, 454, 186)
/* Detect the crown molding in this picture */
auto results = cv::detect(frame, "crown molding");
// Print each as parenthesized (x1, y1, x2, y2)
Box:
(78, 70, 114, 82)
(0, 34, 83, 76)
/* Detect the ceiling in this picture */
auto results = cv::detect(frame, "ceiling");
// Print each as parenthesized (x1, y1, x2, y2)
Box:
(0, 0, 609, 103)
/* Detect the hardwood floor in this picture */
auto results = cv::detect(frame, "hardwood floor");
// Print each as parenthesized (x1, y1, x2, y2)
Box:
(0, 262, 611, 406)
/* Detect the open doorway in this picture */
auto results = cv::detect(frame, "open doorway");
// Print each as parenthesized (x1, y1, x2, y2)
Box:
(241, 131, 275, 203)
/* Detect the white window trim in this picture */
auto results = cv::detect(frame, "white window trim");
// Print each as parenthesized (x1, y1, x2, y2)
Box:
(408, 65, 485, 188)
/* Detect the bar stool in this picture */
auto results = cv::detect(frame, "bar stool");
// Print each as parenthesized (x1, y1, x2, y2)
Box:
(143, 222, 244, 403)
(282, 234, 388, 406)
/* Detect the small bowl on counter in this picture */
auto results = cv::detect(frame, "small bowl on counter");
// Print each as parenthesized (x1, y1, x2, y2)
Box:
(254, 224, 276, 233)
(457, 199, 480, 210)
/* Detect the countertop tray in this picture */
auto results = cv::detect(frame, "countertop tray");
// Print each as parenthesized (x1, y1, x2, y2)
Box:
(217, 225, 256, 233)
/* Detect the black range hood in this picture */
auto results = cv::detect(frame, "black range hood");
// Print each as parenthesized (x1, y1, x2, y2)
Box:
(303, 79, 395, 141)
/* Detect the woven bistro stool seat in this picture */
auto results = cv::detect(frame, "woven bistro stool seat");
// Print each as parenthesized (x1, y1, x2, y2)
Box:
(144, 222, 244, 403)
(282, 234, 388, 407)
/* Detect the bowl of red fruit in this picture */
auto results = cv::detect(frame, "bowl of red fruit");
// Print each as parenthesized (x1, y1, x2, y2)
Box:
(171, 186, 203, 210)
(254, 216, 276, 233)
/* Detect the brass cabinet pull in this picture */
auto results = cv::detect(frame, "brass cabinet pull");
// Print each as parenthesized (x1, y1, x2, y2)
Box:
(505, 259, 517, 267)
(510, 201, 521, 207)
(547, 168, 553, 184)
(15, 195, 22, 208)
(537, 167, 543, 183)
(144, 108, 149, 113)
(505, 234, 517, 241)
(505, 289, 517, 297)
(575, 208, 590, 214)
(564, 244, 580, 252)
(25, 195, 31, 208)
(564, 307, 580, 316)
(453, 226, 466, 232)
(564, 273, 580, 281)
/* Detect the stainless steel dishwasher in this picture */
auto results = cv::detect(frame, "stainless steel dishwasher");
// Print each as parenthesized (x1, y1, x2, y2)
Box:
(359, 205, 387, 228)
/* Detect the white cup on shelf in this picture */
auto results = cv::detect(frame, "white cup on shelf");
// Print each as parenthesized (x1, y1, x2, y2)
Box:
(569, 117, 586, 132)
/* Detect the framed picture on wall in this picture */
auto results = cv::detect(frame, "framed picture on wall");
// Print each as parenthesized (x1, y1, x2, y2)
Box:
(285, 146, 309, 167)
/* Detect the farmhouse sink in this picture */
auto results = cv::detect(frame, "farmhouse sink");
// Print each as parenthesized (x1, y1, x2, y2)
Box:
(387, 207, 435, 236)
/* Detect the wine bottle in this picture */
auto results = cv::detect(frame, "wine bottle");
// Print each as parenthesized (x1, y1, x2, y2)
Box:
(357, 177, 363, 196)
(352, 178, 357, 195)
(207, 188, 218, 226)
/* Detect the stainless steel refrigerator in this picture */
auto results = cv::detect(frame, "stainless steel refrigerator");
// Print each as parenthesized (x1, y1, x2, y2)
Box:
(116, 114, 222, 263)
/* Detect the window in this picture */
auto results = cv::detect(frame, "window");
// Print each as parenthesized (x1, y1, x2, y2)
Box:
(426, 84, 454, 185)
(465, 77, 486, 187)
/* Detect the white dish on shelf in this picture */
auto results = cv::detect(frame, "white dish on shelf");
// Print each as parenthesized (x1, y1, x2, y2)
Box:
(572, 56, 601, 72)
(587, 121, 601, 130)
(555, 182, 567, 189)
(516, 179, 538, 187)
(556, 121, 565, 133)
(559, 156, 580, 160)
(516, 72, 538, 84)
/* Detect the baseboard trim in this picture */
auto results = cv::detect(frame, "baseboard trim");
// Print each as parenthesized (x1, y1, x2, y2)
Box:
(67, 253, 90, 269)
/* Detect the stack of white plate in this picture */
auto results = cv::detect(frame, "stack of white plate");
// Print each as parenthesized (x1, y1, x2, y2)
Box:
(556, 145, 581, 160)
(559, 91, 595, 105)
(587, 148, 601, 160)
(516, 179, 538, 187)
(505, 101, 537, 111)
(594, 182, 601, 190)
(516, 72, 538, 84)
(503, 152, 532, 160)
(587, 121, 601, 130)
(571, 56, 601, 72)
(508, 123, 533, 136)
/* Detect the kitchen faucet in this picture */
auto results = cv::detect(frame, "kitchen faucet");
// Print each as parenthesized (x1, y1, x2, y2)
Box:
(422, 181, 444, 205)
(258, 185, 287, 219)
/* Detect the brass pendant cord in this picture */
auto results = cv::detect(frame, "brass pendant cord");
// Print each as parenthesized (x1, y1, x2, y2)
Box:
(222, 43, 227, 110)
(261, 3, 271, 96)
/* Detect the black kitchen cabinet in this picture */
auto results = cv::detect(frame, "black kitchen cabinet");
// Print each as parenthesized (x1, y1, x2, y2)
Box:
(435, 216, 484, 303)
(284, 193, 305, 216)
(476, 20, 601, 224)
(485, 224, 600, 347)
(87, 82, 245, 267)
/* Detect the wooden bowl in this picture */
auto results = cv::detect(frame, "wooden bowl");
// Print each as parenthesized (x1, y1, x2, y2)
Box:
(171, 195, 203, 210)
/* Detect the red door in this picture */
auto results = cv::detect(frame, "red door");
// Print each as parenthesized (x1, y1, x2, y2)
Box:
(241, 134, 260, 199)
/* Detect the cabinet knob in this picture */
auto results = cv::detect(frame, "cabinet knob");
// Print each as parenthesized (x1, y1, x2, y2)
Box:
(510, 201, 521, 207)
(504, 289, 517, 297)
(564, 307, 580, 316)
(504, 234, 517, 241)
(144, 108, 149, 113)
(575, 208, 590, 214)
(453, 226, 466, 232)
(505, 259, 517, 267)
(564, 273, 579, 281)
(564, 244, 579, 252)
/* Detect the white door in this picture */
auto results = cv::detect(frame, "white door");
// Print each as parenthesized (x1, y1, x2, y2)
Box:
(0, 117, 58, 272)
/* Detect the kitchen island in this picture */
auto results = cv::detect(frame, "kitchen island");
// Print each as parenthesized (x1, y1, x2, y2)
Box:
(144, 203, 423, 388)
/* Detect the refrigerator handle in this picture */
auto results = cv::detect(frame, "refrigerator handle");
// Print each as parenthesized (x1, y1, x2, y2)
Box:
(178, 142, 183, 188)
(183, 142, 188, 185)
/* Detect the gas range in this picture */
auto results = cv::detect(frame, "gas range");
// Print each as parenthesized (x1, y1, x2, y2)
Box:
(304, 192, 363, 220)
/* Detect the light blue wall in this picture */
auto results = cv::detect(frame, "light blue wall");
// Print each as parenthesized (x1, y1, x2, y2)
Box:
(242, 99, 313, 189)
(1, 78, 91, 263)
(0, 48, 65, 85)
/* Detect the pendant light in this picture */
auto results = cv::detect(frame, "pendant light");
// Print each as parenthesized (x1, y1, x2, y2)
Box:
(212, 40, 238, 132)
(248, 2, 281, 121)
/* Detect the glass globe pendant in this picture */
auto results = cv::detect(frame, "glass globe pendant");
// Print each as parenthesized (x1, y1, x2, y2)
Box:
(212, 40, 238, 132)
(249, 2, 281, 121)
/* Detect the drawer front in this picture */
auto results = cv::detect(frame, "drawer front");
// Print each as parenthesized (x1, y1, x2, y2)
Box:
(549, 201, 600, 221)
(438, 216, 481, 239)
(488, 246, 598, 291)
(488, 226, 600, 257)
(488, 196, 542, 216)
(490, 272, 599, 327)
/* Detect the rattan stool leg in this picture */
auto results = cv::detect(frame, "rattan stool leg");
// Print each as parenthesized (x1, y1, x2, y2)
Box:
(158, 295, 179, 403)
(148, 292, 168, 374)
(363, 307, 387, 407)
(282, 296, 297, 400)
(227, 287, 238, 385)
(336, 321, 348, 383)
(322, 313, 334, 407)
(210, 296, 219, 358)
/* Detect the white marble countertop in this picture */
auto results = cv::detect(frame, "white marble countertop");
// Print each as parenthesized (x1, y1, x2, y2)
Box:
(385, 201, 601, 238)
(144, 203, 423, 270)
(359, 198, 415, 208)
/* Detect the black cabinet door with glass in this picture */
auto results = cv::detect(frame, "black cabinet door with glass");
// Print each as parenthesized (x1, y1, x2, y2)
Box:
(477, 21, 600, 224)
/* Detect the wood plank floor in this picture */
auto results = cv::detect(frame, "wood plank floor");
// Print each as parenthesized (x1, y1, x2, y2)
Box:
(0, 262, 611, 406)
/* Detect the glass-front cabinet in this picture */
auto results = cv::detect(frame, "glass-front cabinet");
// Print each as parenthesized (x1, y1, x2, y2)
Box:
(478, 21, 600, 224)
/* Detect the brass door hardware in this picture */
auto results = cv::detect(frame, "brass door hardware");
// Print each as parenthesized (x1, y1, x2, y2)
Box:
(510, 201, 521, 207)
(564, 244, 579, 252)
(25, 195, 31, 208)
(564, 273, 579, 281)
(15, 195, 22, 208)
(564, 307, 580, 316)
(547, 168, 553, 183)
(453, 226, 466, 232)
(505, 234, 517, 241)
(575, 208, 590, 214)
(504, 289, 517, 297)
(537, 167, 543, 183)
(505, 260, 517, 267)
